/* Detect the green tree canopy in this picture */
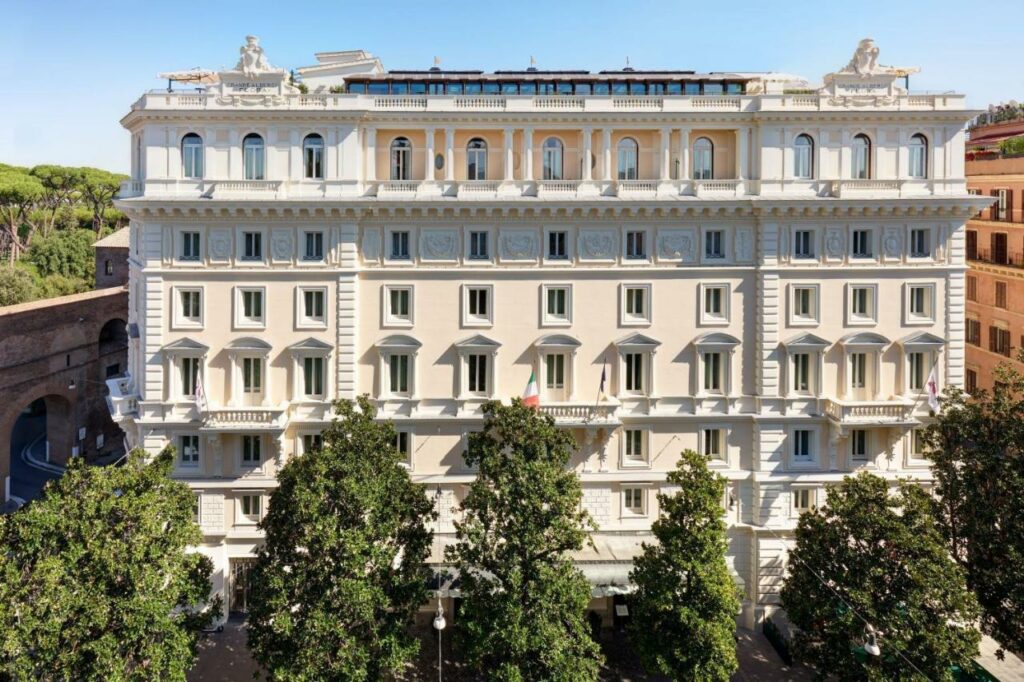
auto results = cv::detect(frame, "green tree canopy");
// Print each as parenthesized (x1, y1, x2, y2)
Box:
(447, 400, 604, 681)
(25, 227, 97, 280)
(0, 264, 37, 306)
(781, 473, 980, 680)
(0, 448, 220, 680)
(925, 363, 1024, 657)
(629, 449, 740, 680)
(246, 397, 435, 681)
(78, 167, 125, 231)
(0, 167, 45, 260)
(30, 165, 83, 235)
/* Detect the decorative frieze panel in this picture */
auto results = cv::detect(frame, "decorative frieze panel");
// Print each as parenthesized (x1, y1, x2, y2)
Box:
(578, 228, 618, 262)
(499, 228, 539, 263)
(419, 228, 460, 262)
(360, 227, 381, 265)
(734, 226, 755, 263)
(270, 228, 294, 263)
(882, 226, 903, 262)
(656, 228, 698, 263)
(208, 228, 232, 263)
(824, 226, 845, 262)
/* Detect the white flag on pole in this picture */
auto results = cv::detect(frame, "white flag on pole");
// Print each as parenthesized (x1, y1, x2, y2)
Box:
(926, 365, 940, 414)
(195, 371, 209, 413)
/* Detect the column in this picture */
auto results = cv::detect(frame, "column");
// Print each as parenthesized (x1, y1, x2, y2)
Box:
(424, 127, 435, 181)
(659, 127, 671, 181)
(601, 128, 612, 181)
(678, 127, 691, 180)
(582, 128, 593, 182)
(503, 127, 514, 180)
(736, 127, 748, 180)
(364, 127, 376, 182)
(523, 127, 534, 181)
(444, 127, 455, 182)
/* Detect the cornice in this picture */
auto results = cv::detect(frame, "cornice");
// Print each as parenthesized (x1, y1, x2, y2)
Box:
(115, 196, 988, 222)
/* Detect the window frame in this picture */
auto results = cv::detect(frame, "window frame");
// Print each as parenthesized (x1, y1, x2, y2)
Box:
(181, 133, 204, 179)
(383, 285, 415, 328)
(846, 283, 878, 326)
(701, 426, 727, 463)
(702, 227, 727, 262)
(850, 228, 874, 260)
(295, 286, 328, 330)
(792, 228, 816, 260)
(621, 486, 648, 517)
(541, 137, 564, 181)
(540, 283, 573, 327)
(699, 282, 731, 326)
(179, 230, 202, 262)
(466, 138, 488, 181)
(904, 283, 936, 325)
(302, 230, 326, 262)
(462, 284, 495, 328)
(908, 227, 931, 259)
(852, 133, 872, 180)
(238, 493, 263, 524)
(617, 137, 639, 180)
(791, 486, 816, 517)
(620, 427, 650, 468)
(620, 283, 653, 326)
(623, 228, 649, 261)
(234, 286, 267, 329)
(242, 133, 266, 181)
(179, 434, 200, 467)
(386, 228, 413, 262)
(793, 133, 814, 179)
(240, 434, 262, 468)
(850, 428, 869, 462)
(301, 355, 327, 398)
(239, 230, 265, 263)
(172, 286, 204, 330)
(789, 283, 820, 327)
(908, 133, 928, 179)
(390, 137, 412, 181)
(790, 427, 818, 467)
(303, 133, 325, 180)
(543, 227, 573, 262)
(693, 137, 714, 180)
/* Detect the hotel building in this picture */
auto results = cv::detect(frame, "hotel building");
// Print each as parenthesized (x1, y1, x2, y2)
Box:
(110, 37, 986, 627)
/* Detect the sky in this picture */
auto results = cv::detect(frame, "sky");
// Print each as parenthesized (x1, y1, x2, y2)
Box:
(1, 0, 1022, 174)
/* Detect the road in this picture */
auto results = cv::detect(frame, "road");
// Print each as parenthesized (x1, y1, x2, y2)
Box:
(8, 412, 61, 506)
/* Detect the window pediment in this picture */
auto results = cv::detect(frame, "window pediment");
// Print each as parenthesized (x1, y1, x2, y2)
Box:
(614, 332, 661, 349)
(782, 333, 830, 350)
(898, 331, 945, 349)
(840, 332, 890, 348)
(162, 337, 209, 355)
(693, 332, 740, 348)
(377, 334, 422, 351)
(287, 337, 333, 356)
(225, 337, 272, 353)
(535, 334, 582, 349)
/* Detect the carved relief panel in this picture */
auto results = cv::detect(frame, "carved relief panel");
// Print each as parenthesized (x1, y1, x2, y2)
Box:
(656, 228, 698, 264)
(419, 228, 460, 263)
(499, 228, 539, 263)
(578, 228, 618, 262)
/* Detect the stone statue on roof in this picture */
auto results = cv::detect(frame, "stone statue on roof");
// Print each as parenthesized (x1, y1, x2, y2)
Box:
(235, 35, 276, 78)
(838, 38, 914, 78)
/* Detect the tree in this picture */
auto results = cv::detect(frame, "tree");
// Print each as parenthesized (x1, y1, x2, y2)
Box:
(25, 228, 97, 281)
(781, 473, 980, 680)
(629, 450, 739, 680)
(30, 165, 82, 236)
(447, 400, 604, 681)
(0, 448, 219, 680)
(925, 361, 1024, 657)
(77, 167, 124, 232)
(0, 264, 36, 306)
(246, 397, 435, 681)
(0, 167, 44, 262)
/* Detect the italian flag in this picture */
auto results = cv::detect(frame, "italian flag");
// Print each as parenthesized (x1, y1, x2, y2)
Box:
(522, 370, 540, 408)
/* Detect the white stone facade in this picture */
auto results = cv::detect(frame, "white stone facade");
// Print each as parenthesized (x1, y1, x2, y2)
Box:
(112, 38, 987, 627)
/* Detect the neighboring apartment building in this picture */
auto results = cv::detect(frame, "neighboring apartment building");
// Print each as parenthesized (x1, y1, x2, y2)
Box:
(964, 113, 1024, 391)
(110, 36, 986, 628)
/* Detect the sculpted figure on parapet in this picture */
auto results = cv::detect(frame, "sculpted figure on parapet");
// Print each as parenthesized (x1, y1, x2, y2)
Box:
(236, 35, 274, 77)
(844, 38, 882, 76)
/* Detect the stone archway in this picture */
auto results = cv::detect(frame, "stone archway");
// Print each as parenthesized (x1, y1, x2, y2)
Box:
(2, 389, 75, 504)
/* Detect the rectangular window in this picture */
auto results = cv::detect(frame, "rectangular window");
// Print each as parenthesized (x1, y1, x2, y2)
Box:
(469, 231, 489, 260)
(967, 276, 978, 302)
(545, 286, 569, 323)
(625, 231, 646, 259)
(996, 282, 1008, 309)
(703, 352, 722, 393)
(793, 488, 813, 513)
(467, 354, 488, 394)
(547, 231, 568, 260)
(908, 285, 932, 320)
(242, 232, 262, 260)
(623, 285, 651, 323)
(179, 289, 202, 325)
(623, 487, 645, 515)
(852, 229, 872, 258)
(792, 429, 813, 461)
(395, 431, 411, 466)
(910, 428, 927, 457)
(850, 352, 867, 389)
(301, 289, 326, 325)
(792, 353, 811, 393)
(851, 429, 868, 461)
(909, 228, 930, 258)
(303, 231, 324, 261)
(242, 357, 262, 394)
(240, 494, 262, 522)
(545, 353, 565, 390)
(966, 319, 981, 346)
(387, 286, 412, 324)
(703, 285, 726, 321)
(239, 289, 264, 326)
(990, 326, 1011, 357)
(241, 435, 261, 465)
(302, 433, 323, 454)
(303, 356, 325, 396)
(389, 354, 410, 394)
(180, 357, 200, 398)
(908, 352, 926, 391)
(996, 189, 1009, 221)
(793, 286, 817, 322)
(966, 230, 978, 260)
(180, 434, 199, 466)
(793, 230, 814, 259)
(466, 286, 492, 325)
(966, 369, 978, 394)
(703, 428, 724, 460)
(850, 286, 874, 322)
(705, 230, 724, 259)
(624, 429, 645, 463)
(181, 231, 201, 261)
(390, 231, 410, 260)
(624, 353, 644, 392)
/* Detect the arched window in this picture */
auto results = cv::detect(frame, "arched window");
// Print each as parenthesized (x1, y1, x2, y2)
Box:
(542, 137, 563, 180)
(390, 137, 411, 181)
(909, 133, 928, 179)
(617, 137, 639, 180)
(181, 133, 203, 179)
(303, 134, 324, 179)
(693, 137, 714, 180)
(794, 134, 814, 179)
(243, 133, 265, 180)
(852, 134, 871, 179)
(467, 138, 487, 180)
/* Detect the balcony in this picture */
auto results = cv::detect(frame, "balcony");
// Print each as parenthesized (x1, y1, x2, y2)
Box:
(829, 179, 903, 198)
(970, 247, 1024, 269)
(824, 398, 914, 426)
(539, 403, 620, 427)
(201, 407, 287, 432)
(105, 375, 138, 421)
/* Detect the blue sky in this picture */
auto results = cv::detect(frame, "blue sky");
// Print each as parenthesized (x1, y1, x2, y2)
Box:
(2, 0, 1022, 173)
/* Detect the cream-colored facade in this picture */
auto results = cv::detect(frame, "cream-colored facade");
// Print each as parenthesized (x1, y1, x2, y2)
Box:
(112, 37, 988, 627)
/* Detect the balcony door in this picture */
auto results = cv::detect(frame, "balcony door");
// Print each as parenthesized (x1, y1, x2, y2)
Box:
(991, 232, 1008, 265)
